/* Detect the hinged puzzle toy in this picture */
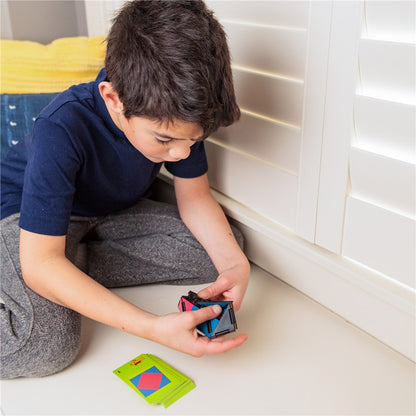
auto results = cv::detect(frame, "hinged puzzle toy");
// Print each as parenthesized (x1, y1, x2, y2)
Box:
(178, 291, 237, 338)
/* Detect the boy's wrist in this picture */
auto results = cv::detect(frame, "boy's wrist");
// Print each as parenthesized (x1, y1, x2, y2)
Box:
(142, 313, 160, 342)
(218, 255, 250, 275)
(118, 304, 158, 341)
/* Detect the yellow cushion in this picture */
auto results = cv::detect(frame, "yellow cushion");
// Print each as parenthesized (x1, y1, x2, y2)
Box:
(0, 36, 106, 93)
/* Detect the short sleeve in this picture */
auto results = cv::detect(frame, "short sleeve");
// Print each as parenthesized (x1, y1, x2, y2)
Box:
(19, 118, 81, 235)
(164, 141, 208, 178)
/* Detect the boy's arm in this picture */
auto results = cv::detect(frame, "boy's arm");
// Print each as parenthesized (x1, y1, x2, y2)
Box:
(20, 229, 247, 356)
(174, 173, 250, 311)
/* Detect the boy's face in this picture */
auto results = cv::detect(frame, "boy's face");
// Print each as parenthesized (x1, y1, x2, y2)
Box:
(99, 81, 203, 163)
(117, 115, 204, 163)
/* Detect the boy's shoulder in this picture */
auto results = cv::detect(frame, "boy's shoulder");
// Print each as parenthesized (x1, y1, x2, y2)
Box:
(39, 69, 107, 124)
(39, 81, 97, 121)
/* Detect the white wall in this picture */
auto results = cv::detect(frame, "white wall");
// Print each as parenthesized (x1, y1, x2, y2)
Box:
(3, 0, 87, 44)
(85, 0, 416, 361)
(0, 1, 13, 40)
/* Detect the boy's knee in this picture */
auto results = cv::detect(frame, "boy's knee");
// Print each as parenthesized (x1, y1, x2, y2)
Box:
(1, 317, 81, 379)
(33, 331, 81, 378)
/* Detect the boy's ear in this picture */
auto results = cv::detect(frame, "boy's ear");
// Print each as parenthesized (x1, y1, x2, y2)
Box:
(98, 81, 123, 113)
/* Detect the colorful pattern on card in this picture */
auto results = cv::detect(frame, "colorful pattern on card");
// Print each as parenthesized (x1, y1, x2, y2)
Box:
(113, 354, 195, 408)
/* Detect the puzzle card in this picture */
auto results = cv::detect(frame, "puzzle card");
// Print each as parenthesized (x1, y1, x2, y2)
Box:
(113, 354, 195, 408)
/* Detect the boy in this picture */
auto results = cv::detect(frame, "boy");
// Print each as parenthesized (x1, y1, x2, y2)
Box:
(0, 0, 249, 379)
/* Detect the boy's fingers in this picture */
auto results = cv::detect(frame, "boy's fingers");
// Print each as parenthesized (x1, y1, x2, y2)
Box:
(203, 334, 248, 354)
(197, 280, 229, 300)
(191, 305, 222, 326)
(187, 306, 248, 355)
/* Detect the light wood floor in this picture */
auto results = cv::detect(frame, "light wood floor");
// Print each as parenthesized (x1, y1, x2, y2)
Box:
(1, 265, 415, 415)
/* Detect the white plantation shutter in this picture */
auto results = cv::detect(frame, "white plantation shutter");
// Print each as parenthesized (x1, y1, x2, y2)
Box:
(342, 1, 415, 289)
(84, 0, 125, 36)
(205, 1, 311, 229)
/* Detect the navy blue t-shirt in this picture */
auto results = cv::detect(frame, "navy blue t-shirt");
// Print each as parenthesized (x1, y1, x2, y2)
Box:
(1, 69, 208, 235)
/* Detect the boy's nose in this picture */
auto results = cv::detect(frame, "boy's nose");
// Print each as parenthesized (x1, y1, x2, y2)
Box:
(169, 144, 191, 160)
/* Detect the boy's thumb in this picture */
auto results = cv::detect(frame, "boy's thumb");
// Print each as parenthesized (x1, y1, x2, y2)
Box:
(198, 280, 228, 300)
(193, 305, 222, 325)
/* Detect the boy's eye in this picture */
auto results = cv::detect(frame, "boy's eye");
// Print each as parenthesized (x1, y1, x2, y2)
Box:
(155, 137, 171, 145)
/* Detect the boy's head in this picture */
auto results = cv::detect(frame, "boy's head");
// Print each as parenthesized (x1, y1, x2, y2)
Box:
(105, 0, 240, 139)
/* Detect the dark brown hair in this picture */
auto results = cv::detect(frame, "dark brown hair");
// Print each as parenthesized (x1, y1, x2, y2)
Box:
(105, 0, 240, 138)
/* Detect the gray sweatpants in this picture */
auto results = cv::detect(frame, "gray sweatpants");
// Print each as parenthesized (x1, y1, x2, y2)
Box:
(0, 199, 243, 379)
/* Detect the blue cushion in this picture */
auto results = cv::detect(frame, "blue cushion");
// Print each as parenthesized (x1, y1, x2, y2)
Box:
(1, 93, 59, 160)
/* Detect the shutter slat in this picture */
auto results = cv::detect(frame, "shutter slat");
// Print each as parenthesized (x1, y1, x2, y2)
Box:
(205, 141, 298, 229)
(354, 95, 415, 162)
(223, 21, 307, 79)
(205, 0, 309, 28)
(343, 196, 415, 288)
(358, 39, 416, 105)
(349, 147, 415, 217)
(363, 1, 415, 43)
(233, 68, 304, 126)
(212, 112, 300, 174)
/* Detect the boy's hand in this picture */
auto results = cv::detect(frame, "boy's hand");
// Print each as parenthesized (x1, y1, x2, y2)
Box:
(151, 305, 247, 357)
(197, 261, 250, 312)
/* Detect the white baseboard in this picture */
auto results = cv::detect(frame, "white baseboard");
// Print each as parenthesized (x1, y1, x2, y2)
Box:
(155, 175, 415, 362)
